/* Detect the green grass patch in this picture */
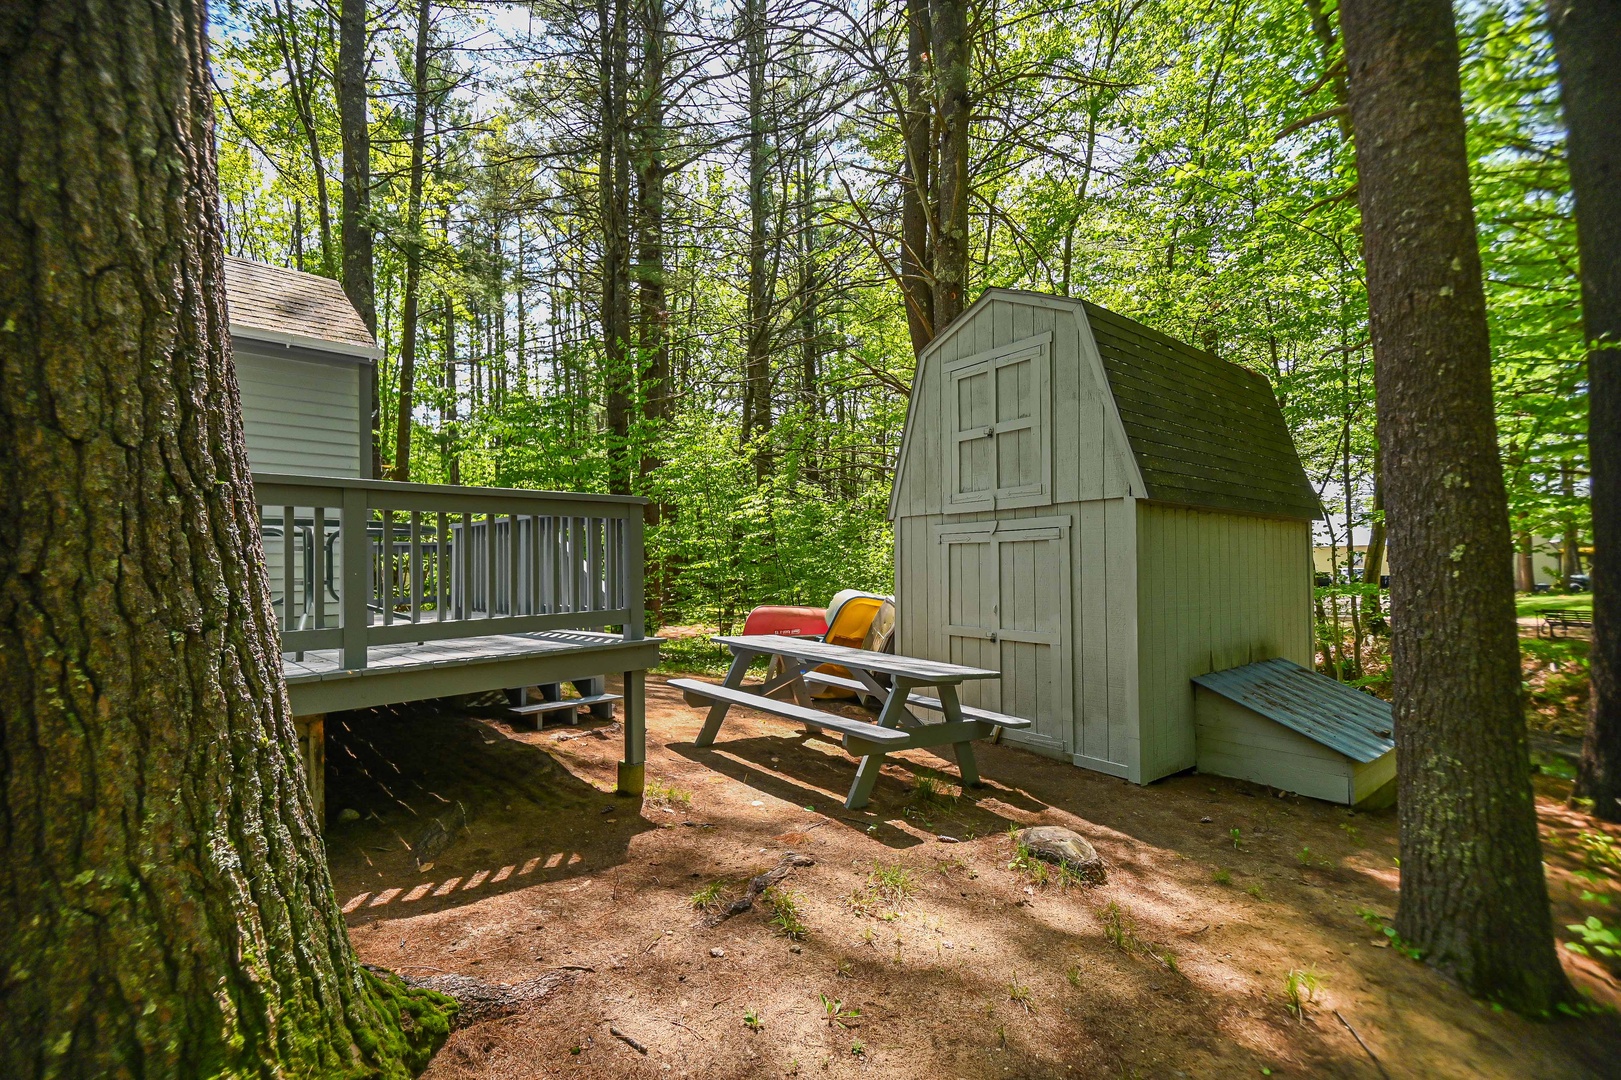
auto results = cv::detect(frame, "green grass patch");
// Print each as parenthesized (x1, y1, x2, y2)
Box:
(655, 633, 735, 675)
(1515, 593, 1594, 618)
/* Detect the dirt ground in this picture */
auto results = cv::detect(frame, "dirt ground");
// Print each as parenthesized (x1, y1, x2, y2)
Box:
(325, 675, 1621, 1079)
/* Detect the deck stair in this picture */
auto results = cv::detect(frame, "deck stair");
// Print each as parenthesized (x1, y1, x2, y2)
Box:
(509, 692, 621, 728)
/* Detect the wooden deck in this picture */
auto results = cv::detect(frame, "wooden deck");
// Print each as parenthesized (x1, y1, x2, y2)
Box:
(283, 630, 661, 715)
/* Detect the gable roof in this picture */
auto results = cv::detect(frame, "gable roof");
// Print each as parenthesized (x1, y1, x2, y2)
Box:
(1078, 299, 1321, 522)
(224, 256, 379, 359)
(1192, 658, 1394, 763)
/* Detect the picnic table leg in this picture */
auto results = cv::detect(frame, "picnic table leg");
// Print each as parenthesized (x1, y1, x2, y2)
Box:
(841, 678, 916, 810)
(695, 648, 755, 747)
(935, 684, 983, 788)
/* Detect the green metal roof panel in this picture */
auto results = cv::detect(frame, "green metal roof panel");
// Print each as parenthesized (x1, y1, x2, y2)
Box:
(1192, 658, 1395, 763)
(1081, 301, 1322, 521)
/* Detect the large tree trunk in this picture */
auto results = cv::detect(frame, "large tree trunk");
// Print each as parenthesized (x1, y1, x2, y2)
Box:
(1548, 0, 1621, 822)
(741, 0, 774, 473)
(1338, 0, 1573, 1011)
(0, 1, 454, 1073)
(635, 0, 672, 621)
(393, 0, 434, 483)
(899, 0, 934, 356)
(600, 0, 634, 494)
(928, 0, 970, 330)
(337, 0, 379, 477)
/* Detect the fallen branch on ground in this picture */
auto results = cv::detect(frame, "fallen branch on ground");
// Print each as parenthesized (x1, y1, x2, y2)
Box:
(707, 852, 816, 926)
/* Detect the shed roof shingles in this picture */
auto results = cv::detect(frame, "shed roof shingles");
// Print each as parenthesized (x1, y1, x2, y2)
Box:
(224, 256, 376, 353)
(1081, 300, 1322, 521)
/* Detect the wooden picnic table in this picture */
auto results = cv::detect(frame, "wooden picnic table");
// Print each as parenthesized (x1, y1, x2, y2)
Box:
(670, 634, 1028, 810)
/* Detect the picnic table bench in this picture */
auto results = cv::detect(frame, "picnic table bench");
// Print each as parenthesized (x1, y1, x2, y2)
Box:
(670, 634, 1029, 809)
(1541, 608, 1593, 638)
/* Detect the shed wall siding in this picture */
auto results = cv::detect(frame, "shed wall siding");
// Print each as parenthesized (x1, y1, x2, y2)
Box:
(1136, 503, 1313, 782)
(1194, 689, 1356, 803)
(893, 495, 1141, 779)
(236, 348, 364, 477)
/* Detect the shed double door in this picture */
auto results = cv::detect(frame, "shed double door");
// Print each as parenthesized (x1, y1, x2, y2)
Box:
(935, 519, 1072, 755)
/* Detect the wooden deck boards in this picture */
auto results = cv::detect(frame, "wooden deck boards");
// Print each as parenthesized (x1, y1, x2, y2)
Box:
(281, 630, 661, 716)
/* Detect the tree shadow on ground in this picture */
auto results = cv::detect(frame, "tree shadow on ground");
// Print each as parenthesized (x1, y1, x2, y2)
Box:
(323, 704, 653, 926)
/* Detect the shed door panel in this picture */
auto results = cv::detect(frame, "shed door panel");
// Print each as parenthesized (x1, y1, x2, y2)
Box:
(945, 335, 1051, 511)
(937, 522, 1071, 755)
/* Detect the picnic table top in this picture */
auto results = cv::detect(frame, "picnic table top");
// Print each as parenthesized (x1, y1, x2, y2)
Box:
(712, 634, 1000, 683)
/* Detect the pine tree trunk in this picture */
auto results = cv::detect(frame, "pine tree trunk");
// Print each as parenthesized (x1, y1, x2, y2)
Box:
(600, 0, 633, 494)
(1338, 0, 1573, 1011)
(899, 0, 934, 356)
(635, 0, 672, 621)
(928, 0, 970, 330)
(393, 0, 434, 483)
(742, 0, 774, 473)
(1548, 0, 1621, 822)
(0, 1, 454, 1073)
(337, 0, 380, 477)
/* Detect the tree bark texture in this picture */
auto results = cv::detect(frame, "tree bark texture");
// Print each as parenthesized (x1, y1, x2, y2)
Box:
(393, 0, 434, 483)
(337, 0, 379, 477)
(1548, 0, 1621, 822)
(0, 1, 454, 1073)
(600, 0, 633, 494)
(899, 0, 934, 356)
(928, 0, 970, 331)
(742, 0, 774, 470)
(1339, 0, 1573, 1011)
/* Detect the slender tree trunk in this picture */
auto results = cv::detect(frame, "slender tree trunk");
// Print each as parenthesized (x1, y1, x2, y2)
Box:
(929, 0, 970, 330)
(1560, 462, 1582, 587)
(741, 0, 774, 472)
(1548, 0, 1621, 822)
(443, 287, 460, 485)
(1339, 0, 1573, 1011)
(271, 0, 336, 276)
(899, 0, 934, 356)
(635, 0, 672, 620)
(393, 0, 433, 482)
(600, 0, 633, 494)
(0, 1, 454, 1071)
(337, 0, 378, 477)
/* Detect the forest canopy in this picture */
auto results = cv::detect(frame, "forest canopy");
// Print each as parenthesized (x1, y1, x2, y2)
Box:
(210, 0, 1584, 632)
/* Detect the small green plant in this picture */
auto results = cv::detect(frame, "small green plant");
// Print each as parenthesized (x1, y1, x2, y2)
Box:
(1246, 884, 1266, 901)
(1565, 916, 1621, 969)
(1007, 969, 1034, 1013)
(1578, 830, 1621, 877)
(645, 779, 692, 808)
(835, 958, 854, 978)
(1212, 867, 1232, 886)
(1230, 827, 1244, 850)
(850, 1039, 866, 1057)
(765, 887, 807, 940)
(689, 880, 727, 911)
(870, 862, 917, 907)
(1065, 964, 1082, 987)
(1357, 907, 1424, 960)
(1099, 901, 1133, 951)
(1283, 967, 1324, 1021)
(743, 1007, 764, 1032)
(1296, 846, 1312, 866)
(1339, 822, 1361, 844)
(820, 993, 860, 1029)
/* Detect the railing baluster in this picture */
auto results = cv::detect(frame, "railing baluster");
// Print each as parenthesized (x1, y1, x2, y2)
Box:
(340, 487, 367, 669)
(381, 508, 393, 626)
(312, 506, 326, 630)
(410, 511, 422, 624)
(436, 511, 448, 622)
(485, 511, 498, 620)
(508, 512, 520, 619)
(625, 510, 645, 640)
(606, 517, 620, 613)
(281, 504, 296, 631)
(590, 518, 604, 613)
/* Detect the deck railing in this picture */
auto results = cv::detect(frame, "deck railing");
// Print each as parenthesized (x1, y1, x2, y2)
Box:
(254, 473, 645, 670)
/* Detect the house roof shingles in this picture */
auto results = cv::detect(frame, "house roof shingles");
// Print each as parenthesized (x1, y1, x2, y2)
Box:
(224, 256, 378, 357)
(1080, 300, 1322, 522)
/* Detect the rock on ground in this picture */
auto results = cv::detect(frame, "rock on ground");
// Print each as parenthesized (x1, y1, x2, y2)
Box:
(1016, 825, 1107, 884)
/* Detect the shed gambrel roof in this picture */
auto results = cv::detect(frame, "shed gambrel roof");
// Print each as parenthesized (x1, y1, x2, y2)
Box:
(1192, 658, 1394, 763)
(1080, 300, 1322, 522)
(225, 256, 380, 359)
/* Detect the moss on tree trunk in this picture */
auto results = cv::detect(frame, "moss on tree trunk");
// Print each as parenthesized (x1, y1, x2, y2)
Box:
(0, 1, 454, 1074)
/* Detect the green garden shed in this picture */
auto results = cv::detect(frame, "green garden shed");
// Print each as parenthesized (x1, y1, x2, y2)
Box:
(889, 288, 1324, 786)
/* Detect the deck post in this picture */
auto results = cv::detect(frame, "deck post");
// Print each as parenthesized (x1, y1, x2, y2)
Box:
(293, 713, 326, 828)
(617, 668, 646, 796)
(340, 486, 369, 670)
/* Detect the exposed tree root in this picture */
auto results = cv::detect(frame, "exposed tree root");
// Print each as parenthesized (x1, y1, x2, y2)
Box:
(707, 852, 816, 926)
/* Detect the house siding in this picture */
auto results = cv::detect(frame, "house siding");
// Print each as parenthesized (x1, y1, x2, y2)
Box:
(236, 346, 364, 478)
